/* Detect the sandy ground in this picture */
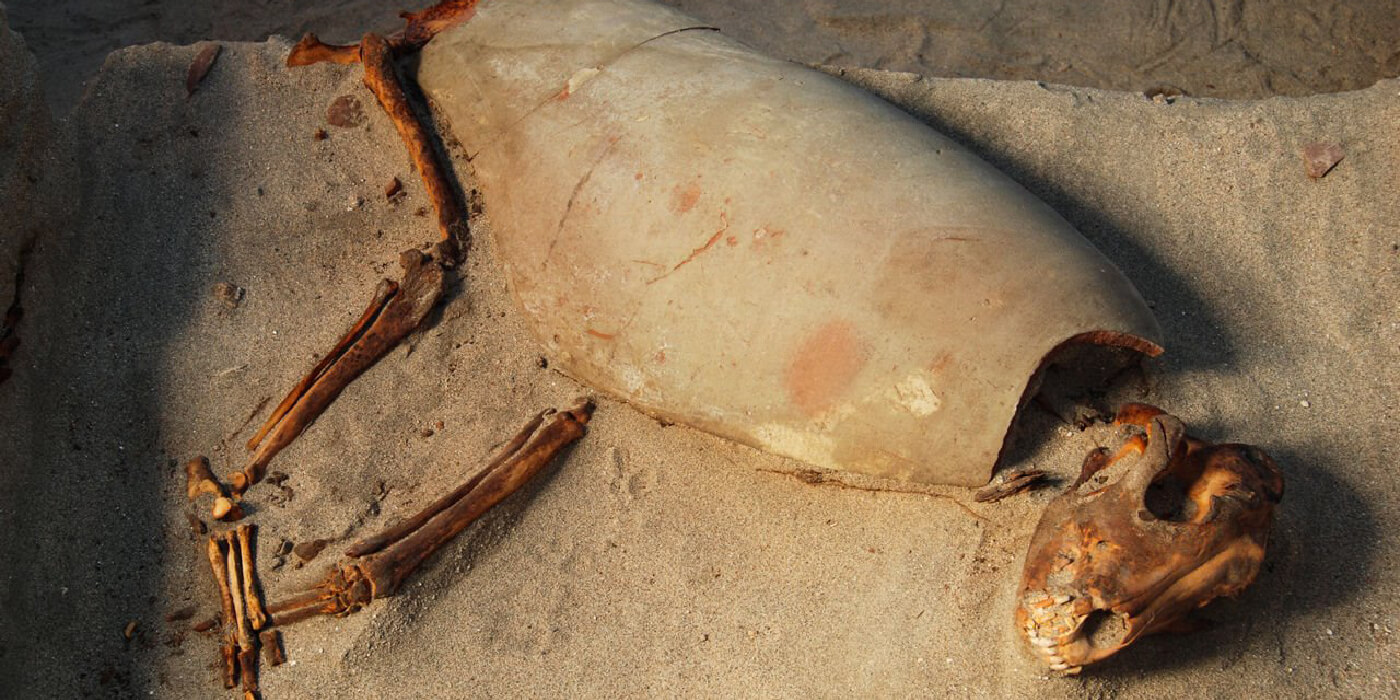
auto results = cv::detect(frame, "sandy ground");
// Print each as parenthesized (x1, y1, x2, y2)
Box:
(6, 0, 1400, 110)
(0, 1, 1397, 698)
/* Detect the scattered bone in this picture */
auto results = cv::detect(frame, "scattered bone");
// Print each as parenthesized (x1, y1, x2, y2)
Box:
(293, 539, 329, 563)
(973, 469, 1050, 503)
(269, 400, 594, 625)
(287, 33, 361, 67)
(186, 456, 224, 500)
(123, 620, 139, 640)
(211, 281, 244, 310)
(234, 251, 444, 493)
(384, 176, 403, 200)
(212, 497, 245, 522)
(191, 618, 218, 634)
(185, 42, 222, 97)
(327, 95, 367, 128)
(260, 629, 286, 667)
(1303, 142, 1344, 179)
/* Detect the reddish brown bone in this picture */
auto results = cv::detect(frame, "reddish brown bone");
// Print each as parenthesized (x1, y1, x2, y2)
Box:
(1016, 404, 1283, 673)
(268, 400, 594, 625)
(360, 31, 468, 252)
(240, 12, 476, 491)
(285, 1, 479, 67)
(235, 253, 443, 493)
(204, 535, 238, 689)
(236, 525, 269, 630)
(345, 408, 551, 557)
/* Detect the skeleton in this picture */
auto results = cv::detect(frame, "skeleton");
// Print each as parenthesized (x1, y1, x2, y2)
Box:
(178, 0, 1283, 689)
(1017, 404, 1284, 672)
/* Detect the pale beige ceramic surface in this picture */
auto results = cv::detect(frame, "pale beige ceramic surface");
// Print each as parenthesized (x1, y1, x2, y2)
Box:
(418, 0, 1161, 485)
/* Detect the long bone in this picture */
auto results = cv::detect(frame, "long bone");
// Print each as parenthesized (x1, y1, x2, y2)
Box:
(233, 13, 475, 493)
(267, 399, 593, 625)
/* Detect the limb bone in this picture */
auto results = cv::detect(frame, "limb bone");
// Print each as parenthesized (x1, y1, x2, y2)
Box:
(235, 252, 444, 493)
(268, 400, 594, 625)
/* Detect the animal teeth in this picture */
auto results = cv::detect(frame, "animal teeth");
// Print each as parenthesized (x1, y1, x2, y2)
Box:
(1031, 636, 1057, 648)
(1051, 594, 1071, 604)
(1050, 663, 1069, 671)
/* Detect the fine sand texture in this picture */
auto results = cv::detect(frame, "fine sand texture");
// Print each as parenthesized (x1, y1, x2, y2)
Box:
(1, 3, 1397, 699)
(6, 0, 1400, 110)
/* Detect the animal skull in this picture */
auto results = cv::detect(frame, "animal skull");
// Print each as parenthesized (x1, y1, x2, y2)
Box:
(1017, 404, 1284, 673)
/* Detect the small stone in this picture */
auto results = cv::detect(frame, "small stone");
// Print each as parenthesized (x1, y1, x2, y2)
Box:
(1302, 142, 1344, 179)
(211, 282, 245, 310)
(293, 539, 329, 563)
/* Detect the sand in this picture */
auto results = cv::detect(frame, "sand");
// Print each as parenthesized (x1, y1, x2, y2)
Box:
(0, 1, 1396, 698)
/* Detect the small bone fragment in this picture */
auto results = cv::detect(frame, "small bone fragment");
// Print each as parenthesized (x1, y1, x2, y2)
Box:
(192, 617, 219, 633)
(236, 525, 269, 630)
(973, 469, 1050, 503)
(1303, 142, 1344, 179)
(260, 629, 286, 667)
(235, 252, 444, 492)
(123, 620, 138, 640)
(293, 539, 329, 563)
(212, 496, 245, 521)
(287, 33, 361, 66)
(185, 456, 224, 500)
(384, 177, 403, 199)
(185, 42, 222, 96)
(269, 400, 593, 624)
